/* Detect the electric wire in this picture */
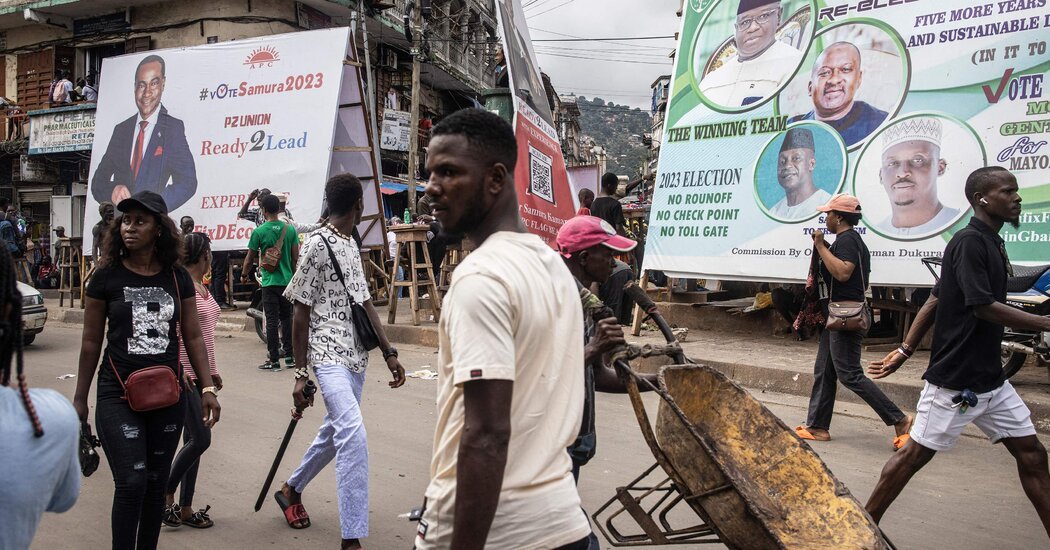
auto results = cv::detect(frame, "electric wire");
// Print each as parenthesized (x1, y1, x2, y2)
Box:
(527, 0, 579, 18)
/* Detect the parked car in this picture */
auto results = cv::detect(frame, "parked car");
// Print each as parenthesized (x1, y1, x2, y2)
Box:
(17, 281, 46, 345)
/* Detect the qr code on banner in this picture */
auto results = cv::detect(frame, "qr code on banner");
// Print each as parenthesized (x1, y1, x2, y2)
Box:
(528, 144, 555, 204)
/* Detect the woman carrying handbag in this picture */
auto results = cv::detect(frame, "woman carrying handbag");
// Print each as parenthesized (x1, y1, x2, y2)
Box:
(72, 191, 220, 550)
(794, 194, 912, 451)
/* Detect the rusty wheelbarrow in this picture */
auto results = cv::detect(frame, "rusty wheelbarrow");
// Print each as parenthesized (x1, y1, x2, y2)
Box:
(592, 286, 895, 549)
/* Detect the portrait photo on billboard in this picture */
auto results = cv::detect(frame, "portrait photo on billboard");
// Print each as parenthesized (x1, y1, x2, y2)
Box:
(90, 53, 198, 212)
(778, 21, 909, 151)
(852, 113, 984, 241)
(754, 122, 845, 223)
(689, 0, 814, 112)
(83, 28, 352, 253)
(497, 0, 555, 124)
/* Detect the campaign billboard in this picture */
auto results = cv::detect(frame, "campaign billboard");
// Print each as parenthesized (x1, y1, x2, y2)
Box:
(645, 0, 1050, 285)
(495, 0, 577, 246)
(84, 27, 383, 252)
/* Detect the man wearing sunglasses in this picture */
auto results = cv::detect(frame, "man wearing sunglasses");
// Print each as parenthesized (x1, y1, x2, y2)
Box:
(91, 54, 198, 211)
(699, 0, 803, 108)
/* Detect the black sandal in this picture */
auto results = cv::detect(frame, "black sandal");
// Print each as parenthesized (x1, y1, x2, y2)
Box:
(162, 503, 182, 527)
(182, 505, 214, 529)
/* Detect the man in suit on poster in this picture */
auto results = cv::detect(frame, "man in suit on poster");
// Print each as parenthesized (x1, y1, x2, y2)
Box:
(91, 54, 197, 211)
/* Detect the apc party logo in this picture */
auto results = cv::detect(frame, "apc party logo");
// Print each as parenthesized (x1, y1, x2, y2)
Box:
(244, 46, 280, 68)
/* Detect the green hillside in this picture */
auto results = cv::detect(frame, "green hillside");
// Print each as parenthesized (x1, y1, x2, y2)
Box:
(576, 96, 652, 176)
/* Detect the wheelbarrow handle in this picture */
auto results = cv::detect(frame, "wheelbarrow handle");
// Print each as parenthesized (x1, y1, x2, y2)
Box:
(613, 358, 681, 478)
(623, 283, 686, 364)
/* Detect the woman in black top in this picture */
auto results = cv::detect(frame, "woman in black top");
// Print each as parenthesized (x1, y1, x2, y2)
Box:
(795, 194, 911, 450)
(73, 191, 220, 550)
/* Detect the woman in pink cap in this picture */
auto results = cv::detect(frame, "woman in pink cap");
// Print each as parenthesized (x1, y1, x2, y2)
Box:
(795, 193, 912, 450)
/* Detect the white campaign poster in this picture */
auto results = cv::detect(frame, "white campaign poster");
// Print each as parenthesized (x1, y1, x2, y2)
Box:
(380, 109, 410, 152)
(84, 27, 352, 251)
(567, 164, 600, 208)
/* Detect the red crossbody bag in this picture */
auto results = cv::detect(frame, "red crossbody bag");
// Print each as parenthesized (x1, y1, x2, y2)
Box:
(107, 272, 183, 412)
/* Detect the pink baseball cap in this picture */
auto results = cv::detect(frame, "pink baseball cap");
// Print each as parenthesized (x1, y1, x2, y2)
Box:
(816, 193, 862, 213)
(556, 215, 637, 258)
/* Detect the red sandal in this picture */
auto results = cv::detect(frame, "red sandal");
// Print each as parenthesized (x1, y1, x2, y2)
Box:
(274, 490, 311, 529)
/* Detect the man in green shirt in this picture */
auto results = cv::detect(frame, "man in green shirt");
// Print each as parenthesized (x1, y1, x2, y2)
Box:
(242, 194, 299, 370)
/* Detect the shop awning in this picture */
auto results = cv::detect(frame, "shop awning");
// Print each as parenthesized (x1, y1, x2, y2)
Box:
(380, 181, 426, 195)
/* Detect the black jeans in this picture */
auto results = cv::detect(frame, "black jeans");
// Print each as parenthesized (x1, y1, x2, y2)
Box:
(166, 378, 212, 507)
(96, 392, 186, 550)
(210, 251, 229, 305)
(806, 329, 906, 430)
(262, 285, 293, 362)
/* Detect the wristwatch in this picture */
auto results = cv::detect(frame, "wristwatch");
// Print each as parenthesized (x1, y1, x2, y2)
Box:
(201, 386, 219, 397)
(383, 347, 399, 360)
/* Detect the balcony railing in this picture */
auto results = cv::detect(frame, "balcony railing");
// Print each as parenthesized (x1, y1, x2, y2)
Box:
(376, 0, 495, 91)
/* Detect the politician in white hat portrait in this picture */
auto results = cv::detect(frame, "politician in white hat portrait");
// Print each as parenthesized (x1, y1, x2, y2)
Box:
(872, 117, 963, 237)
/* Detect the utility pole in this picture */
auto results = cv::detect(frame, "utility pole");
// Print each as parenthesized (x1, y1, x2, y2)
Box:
(406, 3, 423, 215)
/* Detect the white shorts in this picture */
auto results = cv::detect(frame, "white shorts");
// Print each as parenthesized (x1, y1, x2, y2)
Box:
(909, 380, 1036, 451)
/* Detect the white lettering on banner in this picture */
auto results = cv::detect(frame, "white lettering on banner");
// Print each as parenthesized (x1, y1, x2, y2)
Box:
(124, 287, 173, 355)
(83, 28, 361, 252)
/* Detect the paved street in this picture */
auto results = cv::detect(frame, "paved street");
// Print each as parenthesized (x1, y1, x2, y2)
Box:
(26, 323, 1048, 549)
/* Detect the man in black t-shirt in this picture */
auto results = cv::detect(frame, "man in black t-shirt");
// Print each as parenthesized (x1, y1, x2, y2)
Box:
(865, 167, 1050, 537)
(589, 173, 626, 236)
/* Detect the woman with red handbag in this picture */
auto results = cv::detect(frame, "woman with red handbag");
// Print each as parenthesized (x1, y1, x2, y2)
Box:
(73, 191, 220, 550)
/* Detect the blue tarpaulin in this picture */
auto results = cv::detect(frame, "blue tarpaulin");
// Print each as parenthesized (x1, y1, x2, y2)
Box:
(379, 181, 426, 195)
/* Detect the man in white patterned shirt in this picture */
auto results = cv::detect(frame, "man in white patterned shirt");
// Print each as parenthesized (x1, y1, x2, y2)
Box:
(273, 173, 406, 550)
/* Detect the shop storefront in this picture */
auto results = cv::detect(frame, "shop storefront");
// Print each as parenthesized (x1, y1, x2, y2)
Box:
(24, 103, 96, 254)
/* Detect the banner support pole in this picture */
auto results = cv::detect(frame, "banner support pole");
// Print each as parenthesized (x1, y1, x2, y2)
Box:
(406, 5, 423, 215)
(630, 271, 650, 337)
(358, 3, 385, 211)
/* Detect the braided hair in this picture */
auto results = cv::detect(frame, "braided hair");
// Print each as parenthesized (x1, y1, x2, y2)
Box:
(0, 238, 44, 437)
(184, 232, 211, 267)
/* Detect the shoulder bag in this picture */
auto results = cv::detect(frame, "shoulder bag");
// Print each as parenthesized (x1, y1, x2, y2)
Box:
(261, 222, 289, 272)
(107, 272, 183, 411)
(321, 236, 380, 351)
(825, 238, 872, 332)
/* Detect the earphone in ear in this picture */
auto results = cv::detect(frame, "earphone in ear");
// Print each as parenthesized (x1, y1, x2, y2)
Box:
(979, 198, 989, 205)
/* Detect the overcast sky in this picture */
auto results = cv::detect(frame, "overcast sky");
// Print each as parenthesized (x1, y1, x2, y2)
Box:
(523, 0, 682, 110)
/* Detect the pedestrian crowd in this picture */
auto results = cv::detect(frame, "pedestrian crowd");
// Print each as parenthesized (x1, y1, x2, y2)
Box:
(0, 108, 1048, 550)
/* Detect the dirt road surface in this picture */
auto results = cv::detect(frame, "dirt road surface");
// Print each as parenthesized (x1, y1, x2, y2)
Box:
(25, 324, 1047, 549)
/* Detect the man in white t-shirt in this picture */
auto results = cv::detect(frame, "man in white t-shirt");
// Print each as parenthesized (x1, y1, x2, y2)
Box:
(277, 173, 406, 550)
(415, 108, 592, 549)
